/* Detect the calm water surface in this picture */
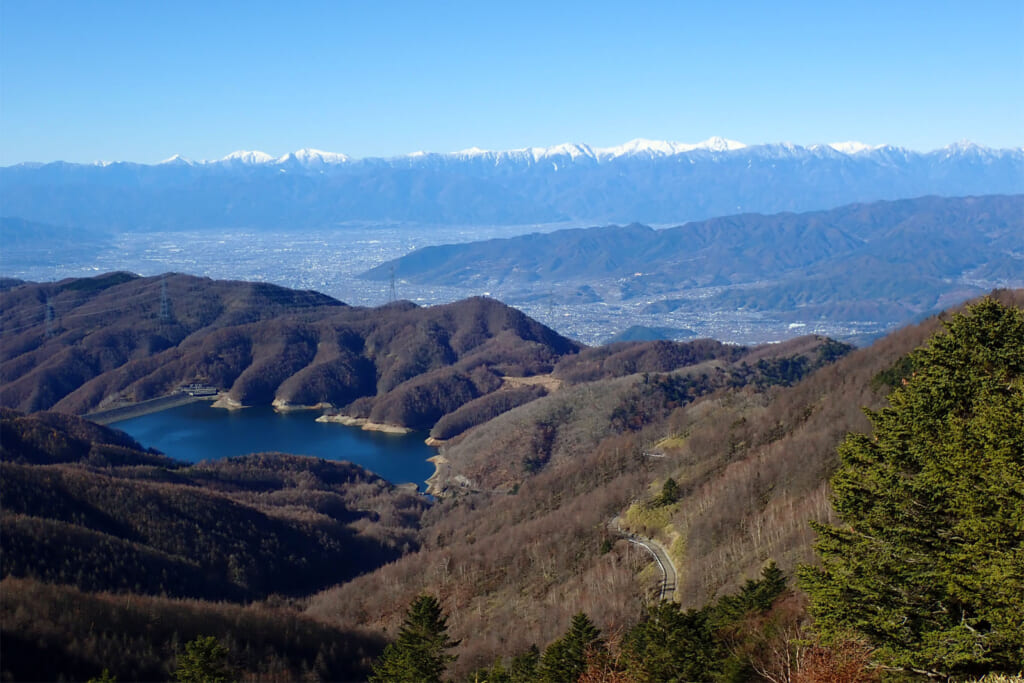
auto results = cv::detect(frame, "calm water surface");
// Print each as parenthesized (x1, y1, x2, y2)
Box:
(112, 403, 435, 489)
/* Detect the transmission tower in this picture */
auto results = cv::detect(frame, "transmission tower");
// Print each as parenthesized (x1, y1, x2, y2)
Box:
(388, 266, 397, 303)
(160, 274, 172, 322)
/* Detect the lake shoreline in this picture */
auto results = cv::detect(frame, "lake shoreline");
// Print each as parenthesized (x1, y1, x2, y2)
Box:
(315, 413, 413, 434)
(109, 402, 438, 493)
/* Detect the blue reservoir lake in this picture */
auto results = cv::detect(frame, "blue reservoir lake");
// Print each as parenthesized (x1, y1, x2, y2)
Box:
(112, 402, 436, 490)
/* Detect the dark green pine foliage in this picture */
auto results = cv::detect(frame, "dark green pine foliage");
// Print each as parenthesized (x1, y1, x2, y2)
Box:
(712, 561, 787, 626)
(711, 562, 790, 682)
(617, 562, 788, 682)
(800, 298, 1024, 677)
(469, 645, 541, 683)
(476, 659, 511, 683)
(621, 601, 717, 682)
(173, 635, 234, 683)
(508, 645, 541, 682)
(369, 595, 458, 683)
(657, 477, 681, 506)
(538, 613, 604, 683)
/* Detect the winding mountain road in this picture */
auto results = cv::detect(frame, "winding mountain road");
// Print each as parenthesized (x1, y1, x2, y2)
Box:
(610, 517, 678, 602)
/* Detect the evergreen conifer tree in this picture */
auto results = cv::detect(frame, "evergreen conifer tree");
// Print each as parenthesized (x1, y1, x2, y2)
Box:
(714, 561, 787, 625)
(657, 477, 680, 506)
(800, 299, 1024, 676)
(369, 594, 458, 683)
(538, 613, 604, 683)
(173, 635, 233, 683)
(621, 601, 717, 682)
(508, 645, 540, 682)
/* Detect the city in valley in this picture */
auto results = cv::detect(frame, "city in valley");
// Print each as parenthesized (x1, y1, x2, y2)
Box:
(4, 223, 892, 346)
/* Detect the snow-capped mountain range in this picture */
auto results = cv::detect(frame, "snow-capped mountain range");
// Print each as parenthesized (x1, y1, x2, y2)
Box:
(136, 137, 1016, 168)
(155, 137, 754, 166)
(2, 138, 1022, 230)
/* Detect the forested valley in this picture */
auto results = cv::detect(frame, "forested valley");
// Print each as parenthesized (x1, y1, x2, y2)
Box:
(1, 275, 1021, 681)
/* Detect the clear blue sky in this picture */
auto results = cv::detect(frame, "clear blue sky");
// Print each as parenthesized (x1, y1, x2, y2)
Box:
(2, 0, 1022, 164)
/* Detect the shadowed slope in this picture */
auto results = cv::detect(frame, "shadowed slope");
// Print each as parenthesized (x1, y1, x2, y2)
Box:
(1, 410, 429, 601)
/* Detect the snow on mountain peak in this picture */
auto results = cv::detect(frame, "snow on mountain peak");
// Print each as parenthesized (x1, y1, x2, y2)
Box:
(453, 146, 491, 157)
(159, 154, 193, 166)
(695, 136, 747, 152)
(594, 137, 747, 159)
(285, 148, 350, 165)
(217, 149, 352, 166)
(56, 139, 1020, 171)
(439, 137, 751, 164)
(598, 138, 681, 158)
(533, 143, 595, 161)
(944, 139, 984, 153)
(828, 141, 879, 154)
(221, 150, 275, 164)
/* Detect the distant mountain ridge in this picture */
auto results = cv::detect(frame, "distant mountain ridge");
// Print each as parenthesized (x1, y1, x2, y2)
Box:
(364, 195, 1024, 325)
(9, 137, 1019, 167)
(2, 139, 1021, 229)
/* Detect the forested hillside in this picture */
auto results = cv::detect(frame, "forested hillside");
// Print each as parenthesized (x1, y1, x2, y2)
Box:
(1, 577, 384, 682)
(1, 409, 427, 601)
(0, 274, 579, 432)
(0, 409, 427, 680)
(2, 284, 1020, 681)
(365, 195, 1024, 324)
(307, 290, 1023, 679)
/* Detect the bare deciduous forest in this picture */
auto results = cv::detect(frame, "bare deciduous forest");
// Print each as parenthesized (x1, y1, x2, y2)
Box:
(1, 277, 1021, 681)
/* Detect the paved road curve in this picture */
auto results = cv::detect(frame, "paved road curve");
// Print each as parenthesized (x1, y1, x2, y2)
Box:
(610, 516, 678, 602)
